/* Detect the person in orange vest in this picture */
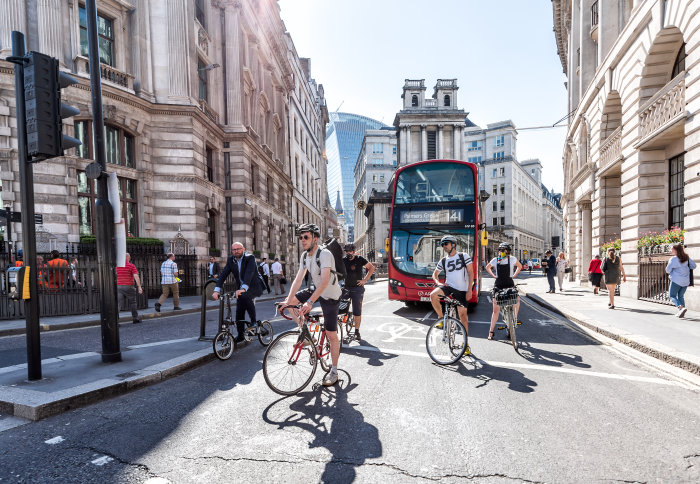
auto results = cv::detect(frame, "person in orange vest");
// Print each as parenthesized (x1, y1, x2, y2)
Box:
(47, 250, 69, 289)
(15, 250, 23, 267)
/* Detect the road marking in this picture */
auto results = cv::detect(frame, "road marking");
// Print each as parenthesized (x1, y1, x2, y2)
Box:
(44, 436, 64, 445)
(347, 344, 683, 387)
(91, 456, 114, 466)
(421, 311, 433, 321)
(129, 337, 198, 349)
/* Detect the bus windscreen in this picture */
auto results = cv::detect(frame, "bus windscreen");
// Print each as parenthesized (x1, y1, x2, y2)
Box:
(394, 162, 475, 204)
(391, 228, 475, 277)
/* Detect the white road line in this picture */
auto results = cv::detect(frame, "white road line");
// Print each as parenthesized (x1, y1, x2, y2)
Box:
(420, 311, 433, 321)
(91, 456, 113, 466)
(44, 436, 64, 445)
(129, 337, 198, 349)
(347, 344, 683, 387)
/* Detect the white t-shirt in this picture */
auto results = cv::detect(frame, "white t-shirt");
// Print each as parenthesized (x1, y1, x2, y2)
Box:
(489, 256, 518, 277)
(436, 252, 473, 291)
(301, 248, 342, 300)
(271, 261, 283, 275)
(260, 262, 270, 276)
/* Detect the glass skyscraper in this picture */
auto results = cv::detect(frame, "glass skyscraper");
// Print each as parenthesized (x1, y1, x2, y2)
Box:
(326, 112, 387, 240)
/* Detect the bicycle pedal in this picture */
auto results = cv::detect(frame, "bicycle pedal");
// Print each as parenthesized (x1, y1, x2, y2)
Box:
(516, 321, 523, 326)
(497, 326, 505, 330)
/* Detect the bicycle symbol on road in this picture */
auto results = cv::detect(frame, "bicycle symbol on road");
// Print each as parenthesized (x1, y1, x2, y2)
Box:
(376, 322, 426, 343)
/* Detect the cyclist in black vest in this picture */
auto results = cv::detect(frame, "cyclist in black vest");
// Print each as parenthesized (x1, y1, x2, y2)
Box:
(485, 242, 522, 340)
(342, 243, 375, 341)
(429, 235, 474, 354)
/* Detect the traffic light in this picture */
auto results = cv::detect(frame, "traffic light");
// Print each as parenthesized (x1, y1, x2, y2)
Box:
(23, 51, 81, 161)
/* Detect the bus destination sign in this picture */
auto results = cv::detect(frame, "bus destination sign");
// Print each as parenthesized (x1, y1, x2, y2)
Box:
(399, 208, 464, 224)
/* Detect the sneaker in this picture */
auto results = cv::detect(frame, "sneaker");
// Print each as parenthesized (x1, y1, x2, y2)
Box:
(234, 336, 245, 343)
(464, 345, 471, 356)
(133, 319, 141, 324)
(322, 371, 338, 386)
(355, 330, 361, 341)
(154, 303, 161, 313)
(435, 320, 444, 329)
(679, 307, 687, 318)
(173, 307, 182, 311)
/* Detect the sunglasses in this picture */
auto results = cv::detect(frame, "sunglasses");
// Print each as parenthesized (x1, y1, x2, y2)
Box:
(441, 242, 451, 247)
(299, 234, 312, 240)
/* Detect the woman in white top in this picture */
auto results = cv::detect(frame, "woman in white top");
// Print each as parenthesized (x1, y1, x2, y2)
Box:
(555, 252, 569, 292)
(485, 242, 522, 340)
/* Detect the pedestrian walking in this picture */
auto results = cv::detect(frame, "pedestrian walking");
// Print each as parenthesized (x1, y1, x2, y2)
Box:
(556, 252, 569, 291)
(271, 257, 284, 295)
(528, 259, 533, 275)
(259, 257, 271, 294)
(665, 244, 696, 318)
(68, 257, 82, 287)
(602, 248, 626, 309)
(588, 254, 603, 295)
(208, 256, 221, 279)
(155, 252, 181, 312)
(116, 253, 143, 324)
(544, 250, 557, 293)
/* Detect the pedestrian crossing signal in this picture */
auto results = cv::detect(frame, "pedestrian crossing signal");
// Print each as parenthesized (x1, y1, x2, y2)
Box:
(481, 230, 488, 246)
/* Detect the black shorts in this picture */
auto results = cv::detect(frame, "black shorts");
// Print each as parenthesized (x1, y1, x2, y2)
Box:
(295, 288, 340, 332)
(437, 285, 468, 307)
(346, 286, 365, 316)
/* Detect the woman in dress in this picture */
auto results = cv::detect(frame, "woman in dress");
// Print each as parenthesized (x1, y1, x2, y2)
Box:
(665, 244, 697, 318)
(555, 252, 569, 292)
(588, 254, 603, 295)
(602, 248, 626, 309)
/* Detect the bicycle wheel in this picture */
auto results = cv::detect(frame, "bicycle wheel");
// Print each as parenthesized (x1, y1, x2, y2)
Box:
(263, 330, 317, 396)
(507, 307, 518, 351)
(342, 313, 355, 343)
(426, 317, 466, 365)
(243, 321, 254, 343)
(257, 320, 274, 346)
(213, 331, 235, 361)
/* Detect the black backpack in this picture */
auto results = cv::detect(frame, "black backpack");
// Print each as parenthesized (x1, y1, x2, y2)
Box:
(303, 237, 347, 283)
(258, 263, 265, 276)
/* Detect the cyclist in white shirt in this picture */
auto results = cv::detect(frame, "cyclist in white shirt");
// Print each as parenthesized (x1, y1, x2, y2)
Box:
(429, 235, 474, 354)
(485, 242, 522, 340)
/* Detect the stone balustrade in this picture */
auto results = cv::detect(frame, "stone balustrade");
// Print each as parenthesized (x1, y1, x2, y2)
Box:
(599, 126, 621, 169)
(198, 98, 220, 124)
(404, 79, 424, 88)
(639, 72, 685, 140)
(424, 99, 438, 107)
(99, 63, 134, 90)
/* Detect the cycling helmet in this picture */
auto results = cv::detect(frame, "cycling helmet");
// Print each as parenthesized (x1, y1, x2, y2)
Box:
(297, 223, 321, 237)
(498, 242, 512, 252)
(440, 235, 458, 246)
(344, 243, 355, 251)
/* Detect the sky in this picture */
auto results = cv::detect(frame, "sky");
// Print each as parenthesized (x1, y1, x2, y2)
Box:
(277, 0, 568, 193)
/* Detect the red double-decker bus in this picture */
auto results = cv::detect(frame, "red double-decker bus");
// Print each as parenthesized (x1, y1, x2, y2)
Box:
(387, 159, 481, 309)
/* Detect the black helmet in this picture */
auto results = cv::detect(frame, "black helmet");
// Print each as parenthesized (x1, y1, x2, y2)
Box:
(297, 223, 320, 237)
(344, 243, 355, 251)
(440, 235, 457, 246)
(498, 242, 512, 251)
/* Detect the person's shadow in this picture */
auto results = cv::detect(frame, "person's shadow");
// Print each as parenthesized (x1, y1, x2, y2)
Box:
(517, 341, 591, 368)
(341, 339, 398, 367)
(263, 372, 382, 483)
(445, 357, 538, 393)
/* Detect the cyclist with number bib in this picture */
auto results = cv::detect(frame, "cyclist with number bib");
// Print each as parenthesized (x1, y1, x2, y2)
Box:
(282, 223, 343, 386)
(429, 235, 474, 354)
(485, 242, 522, 341)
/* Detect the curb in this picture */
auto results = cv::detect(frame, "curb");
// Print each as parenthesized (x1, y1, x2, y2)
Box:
(525, 292, 700, 377)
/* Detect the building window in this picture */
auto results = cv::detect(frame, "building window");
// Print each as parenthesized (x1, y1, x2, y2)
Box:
(198, 58, 208, 101)
(500, 167, 505, 176)
(411, 95, 418, 107)
(500, 200, 505, 211)
(252, 219, 257, 249)
(373, 158, 383, 165)
(372, 143, 383, 154)
(251, 163, 257, 194)
(492, 168, 497, 177)
(672, 43, 686, 79)
(468, 141, 482, 151)
(444, 95, 451, 107)
(386, 207, 392, 220)
(492, 201, 497, 211)
(78, 172, 138, 236)
(392, 146, 397, 155)
(669, 153, 685, 229)
(195, 0, 206, 27)
(79, 5, 114, 66)
(500, 184, 505, 195)
(492, 184, 497, 195)
(372, 174, 378, 182)
(379, 174, 384, 183)
(427, 131, 436, 159)
(468, 156, 482, 163)
(501, 217, 505, 225)
(75, 120, 135, 167)
(206, 147, 214, 182)
(267, 175, 274, 203)
(493, 217, 498, 226)
(494, 151, 505, 160)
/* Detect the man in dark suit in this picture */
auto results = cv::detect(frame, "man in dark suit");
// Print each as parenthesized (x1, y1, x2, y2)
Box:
(208, 256, 221, 279)
(213, 242, 264, 342)
(545, 250, 557, 293)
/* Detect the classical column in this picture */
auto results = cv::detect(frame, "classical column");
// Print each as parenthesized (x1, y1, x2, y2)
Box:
(225, 2, 243, 126)
(167, 0, 189, 99)
(421, 125, 427, 160)
(37, 0, 63, 60)
(454, 126, 461, 160)
(437, 125, 443, 159)
(399, 126, 406, 164)
(406, 126, 412, 164)
(0, 0, 26, 55)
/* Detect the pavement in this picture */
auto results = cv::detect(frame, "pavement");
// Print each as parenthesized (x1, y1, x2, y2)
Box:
(2, 273, 699, 423)
(519, 272, 700, 376)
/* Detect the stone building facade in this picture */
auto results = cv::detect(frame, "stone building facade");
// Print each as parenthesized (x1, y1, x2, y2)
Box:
(0, 0, 327, 271)
(352, 128, 396, 262)
(553, 0, 699, 308)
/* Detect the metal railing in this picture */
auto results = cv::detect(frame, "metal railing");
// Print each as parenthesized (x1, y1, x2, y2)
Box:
(639, 256, 673, 305)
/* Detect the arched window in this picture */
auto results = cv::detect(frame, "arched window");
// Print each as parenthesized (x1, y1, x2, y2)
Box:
(411, 95, 418, 107)
(672, 43, 686, 79)
(444, 95, 451, 107)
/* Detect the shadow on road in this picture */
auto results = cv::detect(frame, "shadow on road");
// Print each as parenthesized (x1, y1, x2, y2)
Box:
(341, 340, 399, 367)
(517, 341, 591, 368)
(434, 357, 538, 393)
(262, 373, 382, 483)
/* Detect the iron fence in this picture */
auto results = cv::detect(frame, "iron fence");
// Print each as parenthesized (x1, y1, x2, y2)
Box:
(639, 255, 673, 305)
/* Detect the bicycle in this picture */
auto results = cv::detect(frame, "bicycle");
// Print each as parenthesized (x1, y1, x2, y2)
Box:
(213, 292, 273, 361)
(425, 295, 469, 365)
(493, 286, 520, 351)
(337, 289, 357, 344)
(262, 302, 344, 395)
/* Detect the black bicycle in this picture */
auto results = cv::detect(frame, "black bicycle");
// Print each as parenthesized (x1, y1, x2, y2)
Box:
(213, 292, 273, 360)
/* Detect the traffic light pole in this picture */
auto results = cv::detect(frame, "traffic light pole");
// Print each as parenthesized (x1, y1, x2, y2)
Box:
(10, 31, 42, 380)
(86, 0, 121, 363)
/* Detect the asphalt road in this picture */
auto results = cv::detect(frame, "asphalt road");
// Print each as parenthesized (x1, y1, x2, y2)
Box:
(1, 277, 699, 483)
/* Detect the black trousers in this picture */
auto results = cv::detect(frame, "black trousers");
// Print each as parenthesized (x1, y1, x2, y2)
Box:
(235, 292, 257, 337)
(262, 275, 271, 293)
